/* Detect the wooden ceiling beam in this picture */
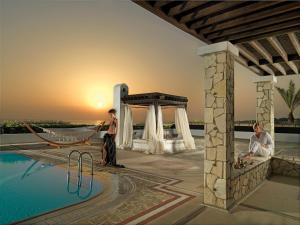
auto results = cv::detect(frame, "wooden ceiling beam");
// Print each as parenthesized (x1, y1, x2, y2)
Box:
(249, 41, 286, 75)
(190, 1, 282, 31)
(232, 25, 300, 44)
(206, 10, 300, 40)
(173, 1, 218, 22)
(214, 21, 300, 44)
(198, 2, 300, 35)
(179, 1, 241, 24)
(288, 32, 300, 56)
(273, 63, 287, 76)
(267, 36, 299, 74)
(237, 44, 275, 75)
(235, 56, 264, 76)
(168, 1, 208, 17)
(153, 1, 174, 8)
(249, 41, 272, 63)
(132, 1, 210, 44)
(248, 54, 300, 66)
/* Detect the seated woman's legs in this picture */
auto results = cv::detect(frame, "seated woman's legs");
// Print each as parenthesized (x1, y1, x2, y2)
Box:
(250, 141, 260, 155)
(256, 146, 271, 157)
(251, 141, 270, 157)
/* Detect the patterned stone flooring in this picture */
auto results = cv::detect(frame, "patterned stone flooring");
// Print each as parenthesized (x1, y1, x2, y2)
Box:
(11, 146, 201, 225)
(1, 138, 300, 225)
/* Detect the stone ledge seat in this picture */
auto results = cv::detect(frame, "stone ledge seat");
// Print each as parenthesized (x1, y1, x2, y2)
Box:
(232, 156, 270, 179)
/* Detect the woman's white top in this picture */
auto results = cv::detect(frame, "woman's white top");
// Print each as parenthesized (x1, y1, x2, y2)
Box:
(249, 131, 274, 153)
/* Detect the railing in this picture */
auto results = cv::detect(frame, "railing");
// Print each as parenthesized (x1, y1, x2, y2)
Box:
(79, 152, 94, 175)
(67, 150, 94, 176)
(67, 150, 81, 176)
(67, 150, 94, 198)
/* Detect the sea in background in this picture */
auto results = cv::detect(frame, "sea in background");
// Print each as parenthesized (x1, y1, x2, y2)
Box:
(64, 120, 103, 125)
(1, 118, 299, 127)
(0, 119, 178, 126)
(0, 119, 102, 126)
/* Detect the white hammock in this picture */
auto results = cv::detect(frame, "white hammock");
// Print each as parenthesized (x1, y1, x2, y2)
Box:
(24, 122, 105, 147)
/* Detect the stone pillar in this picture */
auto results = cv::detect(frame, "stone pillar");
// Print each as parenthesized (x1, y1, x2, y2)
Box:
(198, 41, 238, 209)
(113, 83, 129, 148)
(253, 76, 277, 153)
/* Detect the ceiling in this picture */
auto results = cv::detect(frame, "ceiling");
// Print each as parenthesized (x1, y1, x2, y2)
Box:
(133, 1, 300, 76)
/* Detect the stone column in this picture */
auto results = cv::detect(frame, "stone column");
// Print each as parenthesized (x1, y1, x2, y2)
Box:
(113, 83, 129, 148)
(198, 42, 238, 209)
(253, 76, 277, 153)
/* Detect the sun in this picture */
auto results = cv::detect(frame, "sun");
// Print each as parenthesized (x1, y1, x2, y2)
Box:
(87, 94, 105, 109)
(95, 100, 104, 109)
(85, 87, 110, 110)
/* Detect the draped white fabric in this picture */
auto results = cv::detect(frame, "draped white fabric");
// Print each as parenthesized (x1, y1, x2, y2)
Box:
(141, 105, 165, 154)
(175, 108, 196, 150)
(155, 105, 164, 154)
(156, 106, 164, 140)
(121, 104, 133, 148)
(142, 105, 157, 153)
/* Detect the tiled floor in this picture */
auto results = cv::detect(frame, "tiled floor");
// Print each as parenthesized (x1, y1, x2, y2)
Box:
(1, 138, 300, 225)
(185, 176, 300, 225)
(15, 147, 201, 225)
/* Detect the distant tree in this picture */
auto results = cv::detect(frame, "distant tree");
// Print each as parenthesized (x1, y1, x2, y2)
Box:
(275, 80, 300, 124)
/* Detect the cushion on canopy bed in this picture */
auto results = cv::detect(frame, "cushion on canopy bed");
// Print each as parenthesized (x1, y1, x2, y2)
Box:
(132, 138, 190, 154)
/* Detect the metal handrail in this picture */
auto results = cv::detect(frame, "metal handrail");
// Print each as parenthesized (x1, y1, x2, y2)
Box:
(66, 171, 94, 199)
(79, 152, 94, 175)
(67, 150, 81, 176)
(66, 150, 95, 199)
(78, 176, 94, 199)
(67, 171, 82, 194)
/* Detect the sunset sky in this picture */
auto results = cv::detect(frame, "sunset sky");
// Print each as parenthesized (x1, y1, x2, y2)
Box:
(1, 0, 299, 123)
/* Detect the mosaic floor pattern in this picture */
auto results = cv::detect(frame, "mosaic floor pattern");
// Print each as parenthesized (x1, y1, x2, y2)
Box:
(14, 147, 200, 225)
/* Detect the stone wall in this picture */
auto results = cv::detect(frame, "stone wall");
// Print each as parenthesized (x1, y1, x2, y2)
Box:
(228, 156, 299, 204)
(203, 51, 235, 209)
(230, 160, 271, 203)
(256, 81, 275, 142)
(271, 157, 300, 178)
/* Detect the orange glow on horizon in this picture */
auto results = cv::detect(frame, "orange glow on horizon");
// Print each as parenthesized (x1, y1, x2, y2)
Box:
(84, 84, 113, 111)
(95, 100, 104, 109)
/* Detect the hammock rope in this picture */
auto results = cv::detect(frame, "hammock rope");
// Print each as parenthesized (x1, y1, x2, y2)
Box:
(24, 121, 105, 147)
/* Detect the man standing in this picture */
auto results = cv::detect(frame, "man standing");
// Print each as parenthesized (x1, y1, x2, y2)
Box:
(101, 109, 124, 168)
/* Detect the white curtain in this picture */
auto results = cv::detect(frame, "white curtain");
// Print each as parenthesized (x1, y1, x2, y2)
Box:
(156, 106, 164, 140)
(155, 105, 164, 154)
(175, 108, 196, 150)
(142, 105, 166, 154)
(121, 104, 133, 148)
(142, 105, 157, 153)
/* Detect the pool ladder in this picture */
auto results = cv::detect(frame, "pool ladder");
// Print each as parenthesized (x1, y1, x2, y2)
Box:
(67, 150, 94, 198)
(67, 150, 94, 176)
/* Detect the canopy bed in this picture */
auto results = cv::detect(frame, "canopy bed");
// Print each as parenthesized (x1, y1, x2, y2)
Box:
(114, 84, 196, 154)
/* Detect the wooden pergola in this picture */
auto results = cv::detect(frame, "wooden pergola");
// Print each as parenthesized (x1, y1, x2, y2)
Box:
(122, 92, 188, 107)
(122, 92, 188, 126)
(133, 0, 300, 76)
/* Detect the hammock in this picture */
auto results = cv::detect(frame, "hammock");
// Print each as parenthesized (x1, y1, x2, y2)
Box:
(24, 121, 105, 147)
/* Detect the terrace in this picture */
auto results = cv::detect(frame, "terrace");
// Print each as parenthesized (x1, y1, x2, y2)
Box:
(0, 138, 299, 224)
(131, 0, 300, 213)
(1, 1, 300, 225)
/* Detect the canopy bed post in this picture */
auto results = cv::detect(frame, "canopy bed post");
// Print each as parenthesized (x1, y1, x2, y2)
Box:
(113, 83, 128, 148)
(154, 101, 159, 131)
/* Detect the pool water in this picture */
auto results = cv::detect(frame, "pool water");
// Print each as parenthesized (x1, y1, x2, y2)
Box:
(0, 152, 103, 225)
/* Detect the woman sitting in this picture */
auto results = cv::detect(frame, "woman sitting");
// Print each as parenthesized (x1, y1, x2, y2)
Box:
(244, 122, 274, 158)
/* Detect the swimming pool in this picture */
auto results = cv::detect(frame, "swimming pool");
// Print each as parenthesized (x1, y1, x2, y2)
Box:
(0, 152, 103, 225)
